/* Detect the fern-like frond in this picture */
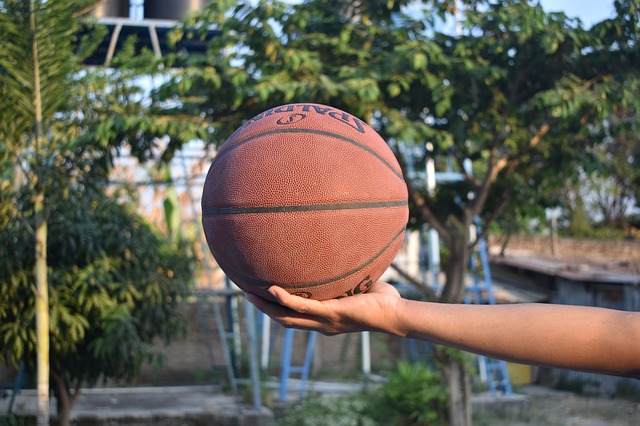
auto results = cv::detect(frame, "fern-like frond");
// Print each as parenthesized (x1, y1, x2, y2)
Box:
(0, 0, 96, 144)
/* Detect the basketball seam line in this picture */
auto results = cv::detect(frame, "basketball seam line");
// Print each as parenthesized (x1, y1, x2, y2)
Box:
(212, 226, 406, 290)
(213, 128, 404, 181)
(202, 200, 408, 215)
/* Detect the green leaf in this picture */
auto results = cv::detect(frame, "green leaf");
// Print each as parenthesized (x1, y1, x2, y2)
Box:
(388, 82, 401, 97)
(412, 52, 428, 70)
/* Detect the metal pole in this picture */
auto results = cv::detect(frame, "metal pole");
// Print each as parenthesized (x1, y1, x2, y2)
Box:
(361, 331, 371, 375)
(279, 329, 295, 401)
(244, 299, 262, 409)
(260, 315, 271, 369)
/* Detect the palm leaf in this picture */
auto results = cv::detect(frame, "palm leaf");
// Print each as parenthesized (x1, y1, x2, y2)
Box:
(0, 0, 94, 145)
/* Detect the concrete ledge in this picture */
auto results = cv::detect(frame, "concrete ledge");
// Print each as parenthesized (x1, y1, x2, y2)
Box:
(12, 386, 274, 426)
(11, 383, 532, 425)
(472, 392, 531, 418)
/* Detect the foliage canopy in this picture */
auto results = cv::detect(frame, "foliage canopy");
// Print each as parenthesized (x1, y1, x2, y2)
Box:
(0, 1, 201, 423)
(161, 0, 640, 301)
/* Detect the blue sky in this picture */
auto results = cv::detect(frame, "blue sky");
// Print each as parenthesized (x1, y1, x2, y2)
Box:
(405, 0, 619, 34)
(539, 0, 616, 27)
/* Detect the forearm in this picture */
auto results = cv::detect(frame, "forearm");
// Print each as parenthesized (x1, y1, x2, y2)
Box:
(392, 299, 640, 378)
(250, 284, 640, 378)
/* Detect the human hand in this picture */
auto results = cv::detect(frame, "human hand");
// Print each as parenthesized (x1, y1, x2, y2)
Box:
(246, 281, 402, 336)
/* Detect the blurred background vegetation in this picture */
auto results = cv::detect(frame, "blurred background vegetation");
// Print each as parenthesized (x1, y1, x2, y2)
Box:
(0, 0, 638, 425)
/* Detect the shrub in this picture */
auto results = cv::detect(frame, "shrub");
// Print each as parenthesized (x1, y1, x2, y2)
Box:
(371, 361, 449, 426)
(277, 393, 377, 426)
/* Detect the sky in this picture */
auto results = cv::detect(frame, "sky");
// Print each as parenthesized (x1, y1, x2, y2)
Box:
(408, 0, 618, 35)
(539, 0, 616, 27)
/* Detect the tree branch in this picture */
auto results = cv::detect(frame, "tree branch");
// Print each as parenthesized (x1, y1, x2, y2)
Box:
(70, 377, 83, 406)
(392, 144, 453, 246)
(473, 192, 512, 246)
(389, 263, 437, 301)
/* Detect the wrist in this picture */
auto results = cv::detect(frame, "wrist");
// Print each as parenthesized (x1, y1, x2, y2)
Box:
(387, 297, 412, 337)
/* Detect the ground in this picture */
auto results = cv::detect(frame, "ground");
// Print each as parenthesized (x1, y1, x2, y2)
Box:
(4, 381, 639, 425)
(270, 383, 640, 426)
(474, 385, 640, 426)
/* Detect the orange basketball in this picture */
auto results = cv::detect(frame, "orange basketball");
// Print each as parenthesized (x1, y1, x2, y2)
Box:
(201, 103, 408, 301)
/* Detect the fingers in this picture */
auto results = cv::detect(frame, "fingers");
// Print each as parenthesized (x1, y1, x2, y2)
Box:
(268, 286, 328, 315)
(245, 292, 286, 316)
(246, 291, 338, 335)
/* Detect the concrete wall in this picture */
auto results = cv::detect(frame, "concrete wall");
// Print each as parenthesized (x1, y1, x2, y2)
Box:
(127, 300, 401, 386)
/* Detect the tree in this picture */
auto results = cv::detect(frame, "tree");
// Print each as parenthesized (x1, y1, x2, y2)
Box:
(401, 3, 639, 420)
(157, 1, 640, 424)
(531, 0, 640, 236)
(0, 182, 193, 425)
(0, 1, 86, 422)
(0, 1, 205, 424)
(163, 0, 639, 295)
(557, 106, 640, 234)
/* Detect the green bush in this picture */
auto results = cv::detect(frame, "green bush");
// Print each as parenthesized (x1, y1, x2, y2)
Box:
(0, 414, 28, 426)
(278, 361, 449, 426)
(372, 361, 449, 426)
(277, 393, 377, 426)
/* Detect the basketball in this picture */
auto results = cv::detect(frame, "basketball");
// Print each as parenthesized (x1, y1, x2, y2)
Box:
(201, 103, 409, 301)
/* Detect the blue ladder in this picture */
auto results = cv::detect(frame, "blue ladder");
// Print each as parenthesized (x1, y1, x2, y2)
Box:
(257, 315, 318, 402)
(278, 327, 317, 401)
(465, 233, 513, 397)
(194, 281, 263, 409)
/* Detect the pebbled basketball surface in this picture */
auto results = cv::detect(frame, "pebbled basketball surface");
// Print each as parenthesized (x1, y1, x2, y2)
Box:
(202, 103, 409, 300)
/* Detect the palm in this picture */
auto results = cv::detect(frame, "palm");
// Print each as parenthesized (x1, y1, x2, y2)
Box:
(250, 281, 402, 336)
(320, 281, 402, 334)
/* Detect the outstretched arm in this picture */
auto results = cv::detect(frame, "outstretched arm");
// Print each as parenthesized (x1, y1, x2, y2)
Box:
(247, 282, 640, 378)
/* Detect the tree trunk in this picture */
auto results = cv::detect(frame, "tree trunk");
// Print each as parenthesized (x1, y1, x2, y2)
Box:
(54, 382, 72, 426)
(439, 232, 473, 426)
(443, 356, 472, 426)
(440, 234, 469, 304)
(35, 192, 50, 426)
(57, 401, 71, 426)
(30, 1, 50, 423)
(51, 370, 81, 426)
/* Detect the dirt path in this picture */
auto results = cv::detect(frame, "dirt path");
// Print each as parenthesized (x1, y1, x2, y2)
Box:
(475, 386, 640, 426)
